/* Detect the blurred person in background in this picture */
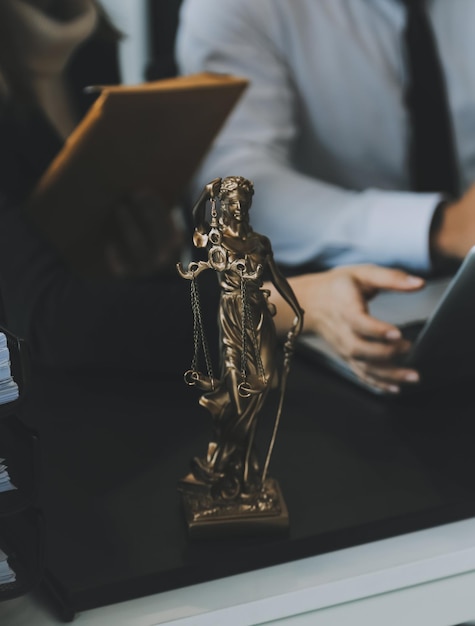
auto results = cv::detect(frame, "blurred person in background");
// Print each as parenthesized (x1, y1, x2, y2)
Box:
(177, 0, 475, 277)
(0, 0, 424, 392)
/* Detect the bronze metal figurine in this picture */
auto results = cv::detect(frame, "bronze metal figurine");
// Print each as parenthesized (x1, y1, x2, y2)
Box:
(177, 176, 304, 537)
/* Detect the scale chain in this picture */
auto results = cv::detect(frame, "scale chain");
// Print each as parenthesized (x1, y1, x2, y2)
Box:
(190, 274, 214, 386)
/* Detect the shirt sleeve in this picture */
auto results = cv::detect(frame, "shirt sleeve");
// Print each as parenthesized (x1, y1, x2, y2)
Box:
(176, 0, 441, 273)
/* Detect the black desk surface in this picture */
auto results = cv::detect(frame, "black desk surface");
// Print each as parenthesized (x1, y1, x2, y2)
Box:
(18, 356, 475, 621)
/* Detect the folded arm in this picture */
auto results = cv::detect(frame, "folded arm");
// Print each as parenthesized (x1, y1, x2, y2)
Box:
(177, 0, 440, 273)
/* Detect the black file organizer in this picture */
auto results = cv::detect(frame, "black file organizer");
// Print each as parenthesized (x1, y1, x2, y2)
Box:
(0, 327, 42, 602)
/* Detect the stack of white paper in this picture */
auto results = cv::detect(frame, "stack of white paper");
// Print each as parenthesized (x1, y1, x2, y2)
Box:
(0, 457, 16, 494)
(0, 333, 18, 405)
(0, 548, 16, 585)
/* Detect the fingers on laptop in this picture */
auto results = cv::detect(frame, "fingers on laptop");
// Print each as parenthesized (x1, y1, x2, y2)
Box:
(351, 265, 424, 294)
(348, 359, 420, 394)
(343, 315, 420, 392)
(351, 312, 405, 343)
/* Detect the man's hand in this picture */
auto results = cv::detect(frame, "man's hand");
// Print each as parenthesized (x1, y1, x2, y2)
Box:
(270, 265, 424, 394)
(431, 183, 475, 263)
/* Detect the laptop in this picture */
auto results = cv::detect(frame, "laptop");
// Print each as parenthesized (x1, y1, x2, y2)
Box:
(297, 246, 475, 394)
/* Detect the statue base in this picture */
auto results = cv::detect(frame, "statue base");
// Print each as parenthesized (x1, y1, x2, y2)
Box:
(178, 474, 289, 538)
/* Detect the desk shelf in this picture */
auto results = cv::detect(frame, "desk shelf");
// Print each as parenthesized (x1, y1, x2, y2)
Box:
(0, 327, 42, 603)
(0, 508, 43, 602)
(0, 416, 39, 516)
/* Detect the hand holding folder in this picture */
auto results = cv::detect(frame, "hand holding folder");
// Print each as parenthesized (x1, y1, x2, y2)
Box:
(27, 72, 248, 277)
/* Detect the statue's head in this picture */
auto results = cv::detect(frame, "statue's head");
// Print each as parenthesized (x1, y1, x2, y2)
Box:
(219, 176, 254, 223)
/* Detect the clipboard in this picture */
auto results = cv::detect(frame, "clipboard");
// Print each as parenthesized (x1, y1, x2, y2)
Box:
(27, 72, 248, 276)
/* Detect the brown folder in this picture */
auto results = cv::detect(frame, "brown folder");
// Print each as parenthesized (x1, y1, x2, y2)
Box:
(27, 72, 248, 276)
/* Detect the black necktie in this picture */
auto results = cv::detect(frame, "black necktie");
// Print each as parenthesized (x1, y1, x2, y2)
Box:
(402, 0, 459, 197)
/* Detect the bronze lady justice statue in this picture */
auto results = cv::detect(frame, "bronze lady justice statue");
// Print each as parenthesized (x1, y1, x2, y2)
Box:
(177, 176, 304, 535)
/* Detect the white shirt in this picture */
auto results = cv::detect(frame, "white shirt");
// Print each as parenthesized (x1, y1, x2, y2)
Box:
(176, 0, 475, 272)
